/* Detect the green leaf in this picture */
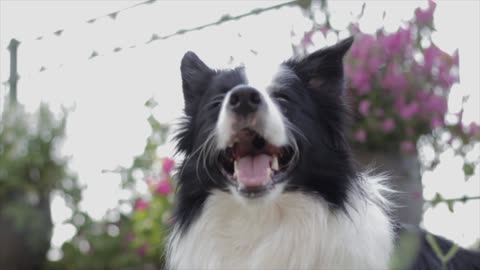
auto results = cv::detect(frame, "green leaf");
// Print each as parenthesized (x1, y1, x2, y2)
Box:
(296, 0, 312, 9)
(219, 14, 232, 21)
(463, 162, 474, 177)
(144, 98, 158, 109)
(446, 201, 454, 213)
(430, 193, 443, 207)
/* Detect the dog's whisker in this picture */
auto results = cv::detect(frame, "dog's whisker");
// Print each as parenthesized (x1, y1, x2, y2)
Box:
(202, 132, 220, 185)
(181, 127, 217, 189)
(179, 138, 205, 182)
(286, 132, 300, 172)
(197, 131, 216, 187)
(285, 121, 310, 146)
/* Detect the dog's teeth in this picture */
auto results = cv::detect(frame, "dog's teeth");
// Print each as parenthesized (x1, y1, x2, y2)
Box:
(234, 160, 238, 175)
(237, 182, 245, 190)
(271, 156, 279, 171)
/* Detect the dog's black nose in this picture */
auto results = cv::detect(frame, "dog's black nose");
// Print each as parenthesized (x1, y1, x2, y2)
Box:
(228, 86, 262, 116)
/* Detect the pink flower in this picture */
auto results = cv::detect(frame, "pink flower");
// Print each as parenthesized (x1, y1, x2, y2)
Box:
(414, 0, 437, 26)
(350, 35, 375, 60)
(137, 244, 148, 257)
(400, 140, 416, 153)
(155, 179, 173, 195)
(425, 95, 447, 114)
(351, 70, 371, 94)
(399, 102, 419, 120)
(382, 63, 407, 92)
(368, 55, 382, 73)
(430, 116, 443, 129)
(438, 65, 458, 89)
(382, 118, 396, 133)
(468, 122, 480, 136)
(417, 91, 428, 101)
(381, 28, 411, 56)
(162, 158, 175, 175)
(423, 44, 442, 72)
(301, 30, 315, 47)
(355, 129, 367, 143)
(452, 49, 459, 67)
(358, 100, 371, 116)
(135, 199, 149, 211)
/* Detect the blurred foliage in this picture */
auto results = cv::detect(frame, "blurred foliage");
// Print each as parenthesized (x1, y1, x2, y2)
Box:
(296, 0, 480, 264)
(0, 103, 81, 206)
(0, 103, 81, 269)
(47, 213, 144, 270)
(48, 98, 174, 269)
(296, 0, 480, 173)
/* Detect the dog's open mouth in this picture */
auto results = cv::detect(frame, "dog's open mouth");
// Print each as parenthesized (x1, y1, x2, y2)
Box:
(218, 128, 293, 198)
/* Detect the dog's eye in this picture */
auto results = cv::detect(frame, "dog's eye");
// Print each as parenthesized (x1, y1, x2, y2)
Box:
(272, 93, 290, 113)
(209, 101, 222, 109)
(273, 93, 291, 104)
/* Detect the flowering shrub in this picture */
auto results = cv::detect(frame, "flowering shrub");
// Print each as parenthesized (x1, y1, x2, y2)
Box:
(130, 157, 175, 261)
(0, 103, 81, 269)
(298, 0, 479, 174)
(115, 99, 175, 265)
(49, 99, 174, 269)
(345, 0, 463, 154)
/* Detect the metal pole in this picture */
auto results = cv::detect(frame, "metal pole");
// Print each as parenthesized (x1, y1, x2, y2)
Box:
(8, 39, 20, 105)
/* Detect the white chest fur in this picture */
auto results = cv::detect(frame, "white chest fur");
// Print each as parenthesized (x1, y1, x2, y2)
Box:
(167, 181, 394, 269)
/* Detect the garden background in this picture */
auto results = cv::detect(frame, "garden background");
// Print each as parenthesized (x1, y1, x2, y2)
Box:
(0, 0, 479, 269)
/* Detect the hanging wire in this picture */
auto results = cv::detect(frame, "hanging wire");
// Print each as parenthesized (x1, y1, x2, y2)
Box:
(1, 0, 297, 84)
(5, 0, 155, 46)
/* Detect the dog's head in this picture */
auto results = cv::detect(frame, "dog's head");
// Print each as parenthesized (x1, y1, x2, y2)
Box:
(175, 37, 357, 207)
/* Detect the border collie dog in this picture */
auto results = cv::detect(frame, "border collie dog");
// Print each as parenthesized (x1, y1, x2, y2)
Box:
(167, 37, 480, 269)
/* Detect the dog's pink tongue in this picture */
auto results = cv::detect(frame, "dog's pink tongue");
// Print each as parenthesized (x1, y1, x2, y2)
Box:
(236, 154, 271, 186)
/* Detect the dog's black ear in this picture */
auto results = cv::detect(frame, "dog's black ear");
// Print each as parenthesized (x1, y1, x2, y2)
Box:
(292, 36, 354, 93)
(180, 51, 214, 111)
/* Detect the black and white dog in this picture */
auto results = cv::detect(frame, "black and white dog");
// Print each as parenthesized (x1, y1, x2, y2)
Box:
(166, 37, 480, 269)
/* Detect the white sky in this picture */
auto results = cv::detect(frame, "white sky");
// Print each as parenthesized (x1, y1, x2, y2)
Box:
(1, 0, 479, 255)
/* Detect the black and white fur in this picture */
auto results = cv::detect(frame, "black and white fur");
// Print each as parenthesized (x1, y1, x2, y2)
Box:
(166, 37, 480, 269)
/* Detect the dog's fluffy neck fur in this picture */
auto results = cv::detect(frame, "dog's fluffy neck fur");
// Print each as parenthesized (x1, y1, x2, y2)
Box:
(167, 175, 394, 269)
